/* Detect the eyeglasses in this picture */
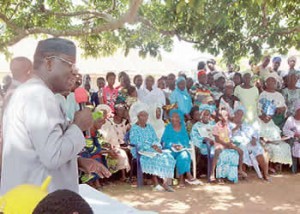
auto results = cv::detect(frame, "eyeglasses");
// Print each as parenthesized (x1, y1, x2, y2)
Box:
(45, 56, 77, 74)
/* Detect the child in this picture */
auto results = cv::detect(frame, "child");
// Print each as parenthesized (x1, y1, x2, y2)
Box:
(80, 110, 114, 188)
(212, 108, 247, 182)
(126, 85, 138, 107)
(103, 72, 118, 113)
(33, 190, 93, 214)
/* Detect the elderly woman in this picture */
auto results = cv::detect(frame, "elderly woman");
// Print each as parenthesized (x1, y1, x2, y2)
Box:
(257, 73, 292, 171)
(148, 103, 165, 140)
(218, 80, 240, 119)
(129, 102, 176, 192)
(100, 104, 131, 181)
(170, 77, 193, 119)
(230, 106, 269, 181)
(161, 109, 202, 187)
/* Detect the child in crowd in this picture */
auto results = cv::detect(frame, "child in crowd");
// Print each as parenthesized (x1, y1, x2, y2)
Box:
(212, 108, 247, 182)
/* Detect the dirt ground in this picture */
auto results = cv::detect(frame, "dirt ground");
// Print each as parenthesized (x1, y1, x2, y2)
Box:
(102, 172, 300, 214)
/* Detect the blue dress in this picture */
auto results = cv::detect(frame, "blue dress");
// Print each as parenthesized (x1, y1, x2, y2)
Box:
(191, 121, 216, 155)
(130, 124, 176, 179)
(170, 77, 193, 115)
(161, 121, 191, 176)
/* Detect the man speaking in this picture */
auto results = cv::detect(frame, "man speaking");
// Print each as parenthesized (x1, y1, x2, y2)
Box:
(1, 38, 96, 194)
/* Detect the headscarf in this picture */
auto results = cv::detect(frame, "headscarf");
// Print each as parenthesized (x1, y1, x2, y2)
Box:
(288, 56, 297, 63)
(169, 109, 185, 125)
(199, 104, 215, 114)
(197, 70, 206, 78)
(129, 101, 149, 125)
(148, 103, 165, 139)
(272, 57, 282, 63)
(213, 72, 225, 81)
(95, 104, 112, 118)
(225, 80, 235, 87)
(265, 72, 279, 83)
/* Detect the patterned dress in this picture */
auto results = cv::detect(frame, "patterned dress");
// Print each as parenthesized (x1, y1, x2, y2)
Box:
(190, 121, 215, 155)
(212, 122, 239, 183)
(230, 122, 264, 166)
(130, 124, 176, 179)
(257, 91, 292, 165)
(282, 88, 300, 117)
(283, 116, 300, 158)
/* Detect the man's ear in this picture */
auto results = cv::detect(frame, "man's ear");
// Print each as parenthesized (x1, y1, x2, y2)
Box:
(45, 58, 52, 72)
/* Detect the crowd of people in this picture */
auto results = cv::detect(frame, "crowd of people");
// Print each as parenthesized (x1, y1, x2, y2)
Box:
(55, 54, 300, 191)
(0, 37, 299, 202)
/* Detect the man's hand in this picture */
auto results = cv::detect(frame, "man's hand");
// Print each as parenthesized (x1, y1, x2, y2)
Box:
(73, 108, 93, 131)
(78, 157, 111, 178)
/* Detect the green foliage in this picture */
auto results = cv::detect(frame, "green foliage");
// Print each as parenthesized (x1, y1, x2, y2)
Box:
(0, 0, 299, 63)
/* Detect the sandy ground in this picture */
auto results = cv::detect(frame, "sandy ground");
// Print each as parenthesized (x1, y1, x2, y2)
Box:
(102, 172, 300, 214)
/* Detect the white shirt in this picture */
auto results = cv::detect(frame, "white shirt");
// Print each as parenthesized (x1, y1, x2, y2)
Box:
(138, 86, 166, 106)
(55, 93, 79, 122)
(1, 77, 85, 194)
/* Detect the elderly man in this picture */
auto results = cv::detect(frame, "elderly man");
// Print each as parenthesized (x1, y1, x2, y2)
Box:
(1, 38, 109, 194)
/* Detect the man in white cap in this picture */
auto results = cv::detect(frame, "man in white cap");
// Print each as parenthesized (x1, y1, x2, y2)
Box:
(1, 38, 109, 194)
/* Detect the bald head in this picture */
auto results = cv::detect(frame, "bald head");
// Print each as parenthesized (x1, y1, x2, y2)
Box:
(10, 57, 32, 83)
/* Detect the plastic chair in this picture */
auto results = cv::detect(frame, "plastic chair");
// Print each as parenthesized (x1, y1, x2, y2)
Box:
(128, 144, 144, 187)
(287, 138, 298, 173)
(189, 141, 197, 179)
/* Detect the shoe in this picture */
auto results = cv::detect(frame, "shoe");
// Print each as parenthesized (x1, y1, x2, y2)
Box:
(185, 179, 203, 185)
(166, 186, 175, 192)
(153, 185, 165, 192)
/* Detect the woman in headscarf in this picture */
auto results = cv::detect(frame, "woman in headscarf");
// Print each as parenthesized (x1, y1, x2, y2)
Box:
(191, 105, 216, 156)
(129, 102, 176, 192)
(100, 103, 131, 181)
(147, 103, 165, 140)
(234, 71, 259, 124)
(161, 109, 202, 187)
(218, 80, 240, 119)
(257, 73, 292, 171)
(170, 76, 193, 119)
(230, 105, 269, 181)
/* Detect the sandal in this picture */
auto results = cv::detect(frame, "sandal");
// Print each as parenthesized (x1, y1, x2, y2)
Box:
(185, 179, 203, 185)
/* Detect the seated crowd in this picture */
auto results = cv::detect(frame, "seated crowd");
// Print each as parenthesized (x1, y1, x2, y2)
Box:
(3, 55, 299, 193)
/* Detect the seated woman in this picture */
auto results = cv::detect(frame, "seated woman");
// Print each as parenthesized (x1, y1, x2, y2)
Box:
(230, 106, 270, 181)
(257, 73, 292, 171)
(283, 101, 300, 167)
(170, 77, 193, 120)
(80, 109, 113, 188)
(129, 102, 176, 192)
(161, 109, 202, 187)
(100, 104, 131, 181)
(191, 105, 216, 156)
(212, 108, 247, 183)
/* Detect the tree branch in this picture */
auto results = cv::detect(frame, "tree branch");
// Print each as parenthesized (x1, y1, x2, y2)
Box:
(0, 0, 142, 46)
(261, 0, 268, 28)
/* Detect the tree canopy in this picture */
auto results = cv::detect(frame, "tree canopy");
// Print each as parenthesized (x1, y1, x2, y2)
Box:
(0, 0, 299, 63)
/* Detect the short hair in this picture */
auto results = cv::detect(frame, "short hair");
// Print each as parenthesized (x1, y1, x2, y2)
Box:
(233, 72, 242, 79)
(33, 189, 93, 214)
(133, 74, 142, 83)
(127, 85, 137, 96)
(167, 73, 176, 79)
(190, 106, 199, 119)
(97, 77, 105, 82)
(197, 61, 206, 70)
(146, 75, 155, 82)
(10, 57, 32, 79)
(106, 72, 116, 81)
(118, 71, 128, 81)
